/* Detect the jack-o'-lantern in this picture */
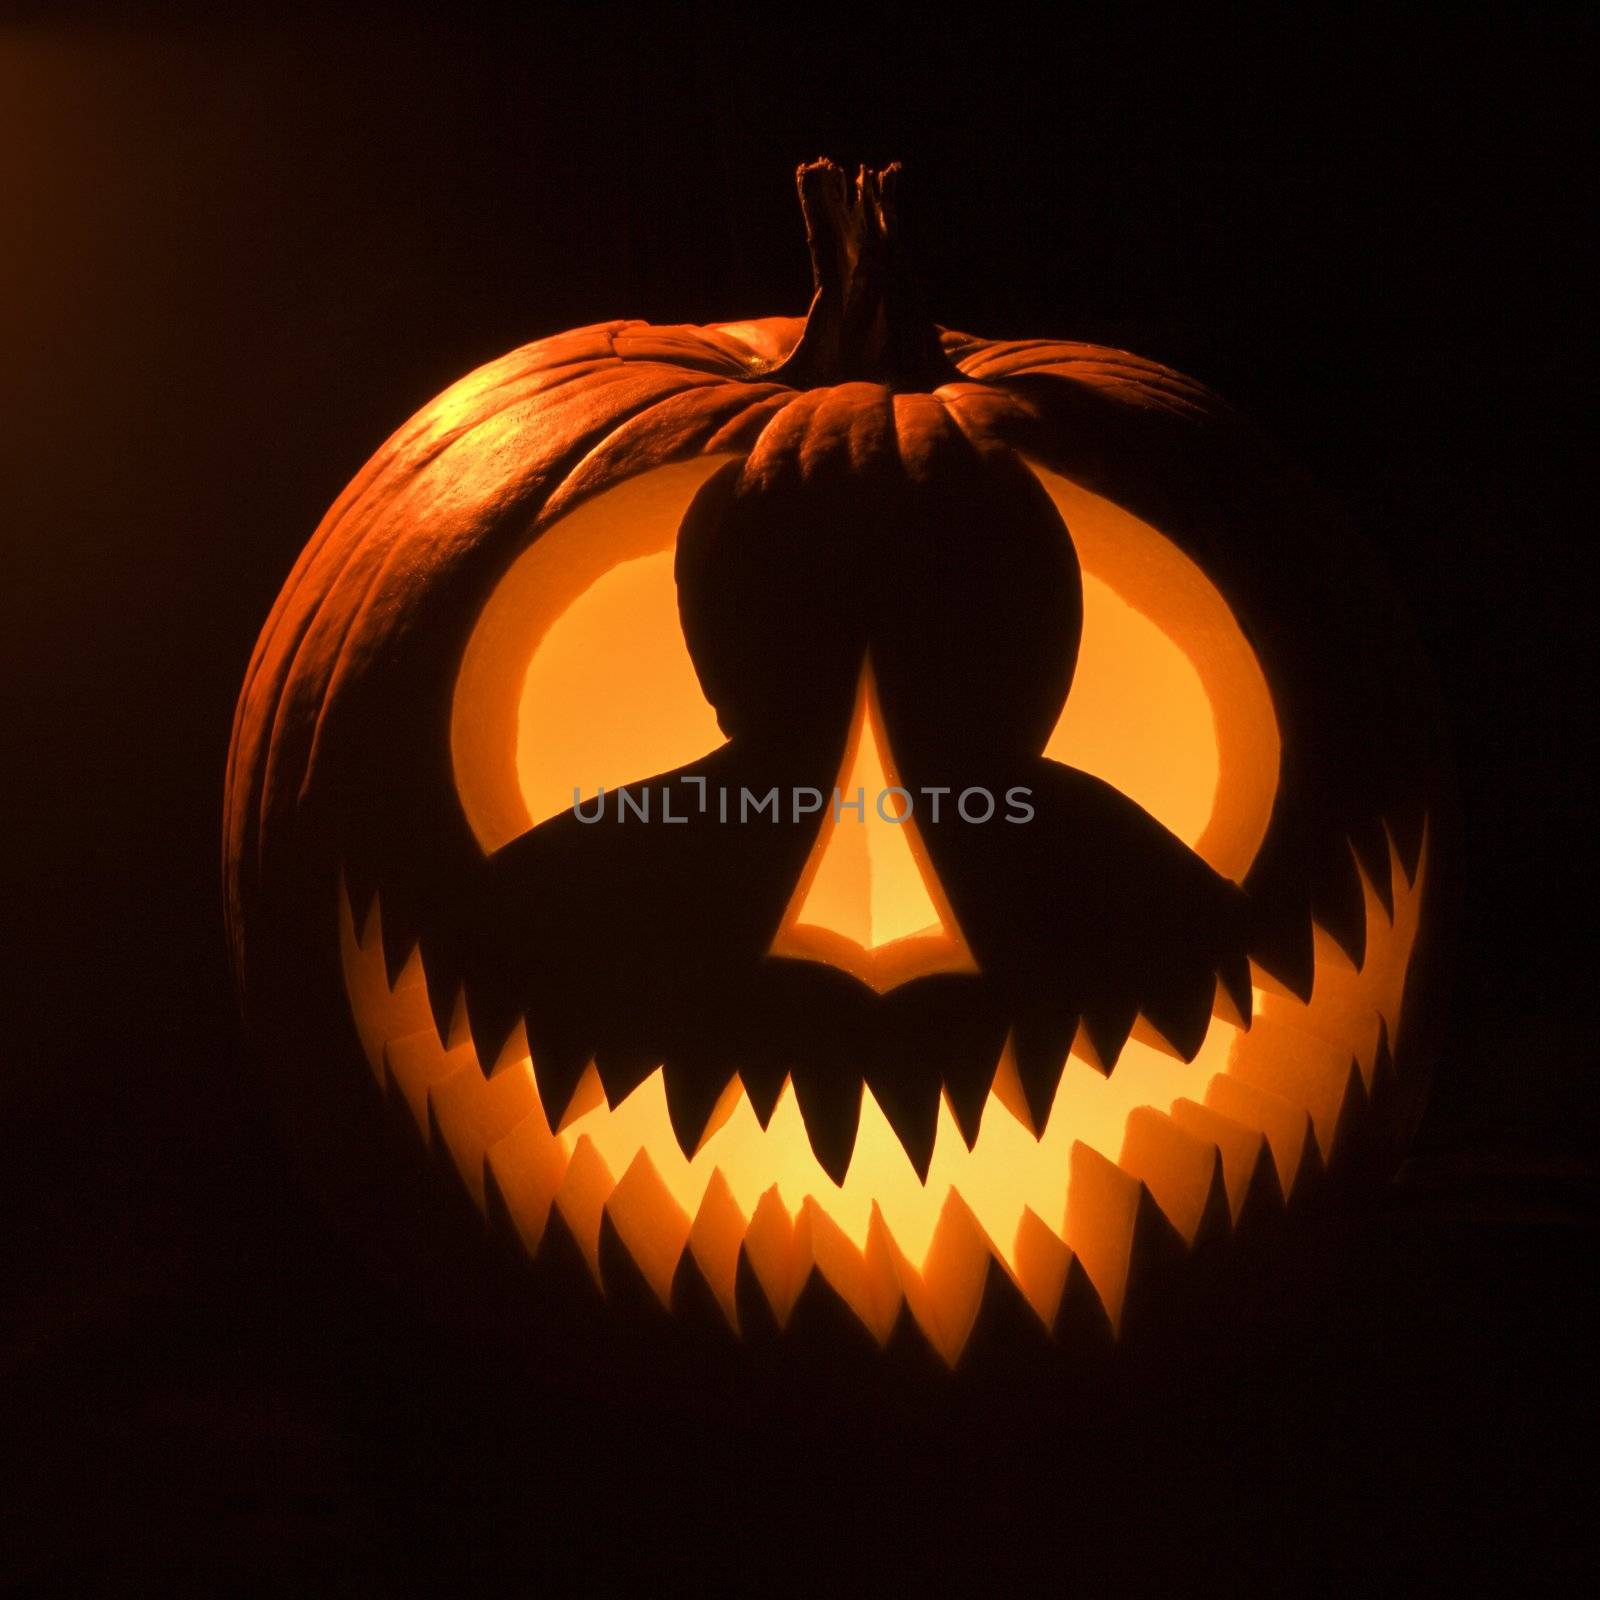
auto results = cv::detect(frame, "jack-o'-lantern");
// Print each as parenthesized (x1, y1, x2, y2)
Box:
(226, 162, 1445, 1366)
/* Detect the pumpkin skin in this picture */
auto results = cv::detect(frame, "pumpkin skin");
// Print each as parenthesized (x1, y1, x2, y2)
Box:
(225, 162, 1445, 1364)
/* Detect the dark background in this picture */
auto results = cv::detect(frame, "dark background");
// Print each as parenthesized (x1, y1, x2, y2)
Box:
(3, 6, 1593, 1592)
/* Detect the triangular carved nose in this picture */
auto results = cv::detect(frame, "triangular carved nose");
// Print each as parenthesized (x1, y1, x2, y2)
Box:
(769, 662, 977, 993)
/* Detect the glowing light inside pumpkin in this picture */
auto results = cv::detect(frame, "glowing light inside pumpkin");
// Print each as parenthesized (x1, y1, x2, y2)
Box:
(1031, 465, 1281, 881)
(516, 548, 724, 832)
(1047, 575, 1217, 848)
(341, 834, 1424, 1364)
(451, 459, 1282, 883)
(452, 455, 735, 853)
(768, 662, 977, 992)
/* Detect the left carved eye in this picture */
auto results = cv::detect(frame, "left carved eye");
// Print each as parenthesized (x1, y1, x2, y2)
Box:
(452, 457, 734, 851)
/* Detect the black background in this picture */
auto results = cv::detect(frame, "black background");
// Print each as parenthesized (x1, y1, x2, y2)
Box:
(3, 6, 1594, 1592)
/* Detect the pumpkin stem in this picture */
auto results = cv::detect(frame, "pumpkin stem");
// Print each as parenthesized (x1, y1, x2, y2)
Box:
(772, 159, 963, 391)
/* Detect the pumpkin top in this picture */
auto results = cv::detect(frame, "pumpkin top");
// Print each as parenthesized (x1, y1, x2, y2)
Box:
(767, 159, 964, 393)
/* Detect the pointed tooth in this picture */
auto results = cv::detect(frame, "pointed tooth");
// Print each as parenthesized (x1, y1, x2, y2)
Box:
(939, 1057, 991, 1151)
(1215, 954, 1253, 1029)
(737, 1056, 789, 1130)
(490, 1019, 532, 1076)
(379, 914, 418, 989)
(929, 1017, 1007, 1152)
(465, 985, 523, 1076)
(1349, 823, 1394, 918)
(877, 978, 1004, 1153)
(556, 1062, 606, 1131)
(1314, 839, 1369, 968)
(1009, 1011, 1076, 1133)
(1250, 907, 1315, 1002)
(989, 1051, 1029, 1136)
(388, 945, 427, 1003)
(524, 1016, 593, 1122)
(697, 1077, 746, 1151)
(864, 1063, 941, 1183)
(1371, 1018, 1395, 1090)
(1390, 808, 1426, 886)
(376, 880, 427, 986)
(991, 1037, 1037, 1136)
(424, 963, 459, 1046)
(1137, 966, 1215, 1062)
(660, 1054, 737, 1161)
(592, 1041, 659, 1109)
(348, 878, 379, 949)
(444, 988, 473, 1052)
(789, 1064, 862, 1187)
(1077, 999, 1137, 1075)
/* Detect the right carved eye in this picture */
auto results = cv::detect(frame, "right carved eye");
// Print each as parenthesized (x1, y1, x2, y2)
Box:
(1026, 463, 1281, 883)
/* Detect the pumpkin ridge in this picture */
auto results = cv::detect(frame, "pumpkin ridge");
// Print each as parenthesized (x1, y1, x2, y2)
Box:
(230, 329, 650, 814)
(538, 381, 796, 521)
(282, 369, 746, 810)
(231, 362, 748, 939)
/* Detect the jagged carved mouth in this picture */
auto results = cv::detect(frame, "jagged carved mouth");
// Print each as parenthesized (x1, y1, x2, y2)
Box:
(340, 831, 1423, 1365)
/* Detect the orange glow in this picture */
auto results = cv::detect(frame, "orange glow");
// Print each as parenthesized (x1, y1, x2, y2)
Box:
(452, 456, 734, 852)
(340, 831, 1425, 1363)
(452, 461, 1282, 879)
(1028, 465, 1282, 881)
(517, 549, 724, 831)
(1048, 574, 1217, 847)
(769, 663, 976, 992)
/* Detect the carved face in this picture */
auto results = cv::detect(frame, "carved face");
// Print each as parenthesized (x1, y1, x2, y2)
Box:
(228, 164, 1441, 1363)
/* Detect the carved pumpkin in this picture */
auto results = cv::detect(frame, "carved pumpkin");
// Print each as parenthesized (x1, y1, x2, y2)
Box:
(226, 161, 1444, 1365)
